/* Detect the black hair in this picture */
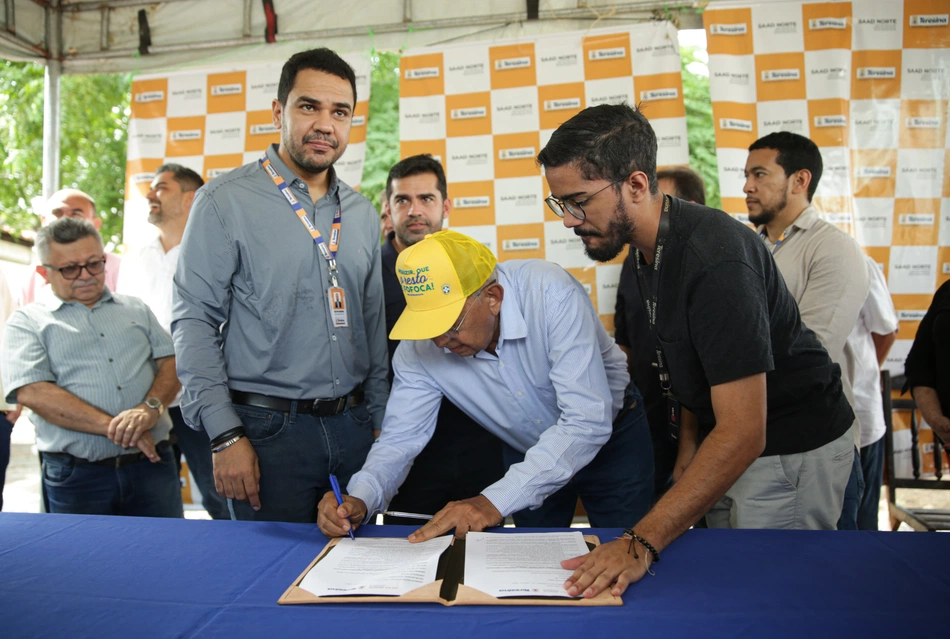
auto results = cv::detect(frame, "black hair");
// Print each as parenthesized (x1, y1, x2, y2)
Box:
(155, 163, 204, 192)
(748, 131, 823, 201)
(277, 48, 357, 106)
(537, 103, 659, 195)
(657, 165, 706, 205)
(386, 154, 448, 201)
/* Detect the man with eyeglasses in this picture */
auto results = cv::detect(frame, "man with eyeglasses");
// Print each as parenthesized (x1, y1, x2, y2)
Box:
(1, 217, 183, 518)
(317, 230, 654, 539)
(537, 104, 854, 599)
(20, 189, 122, 306)
(377, 155, 505, 526)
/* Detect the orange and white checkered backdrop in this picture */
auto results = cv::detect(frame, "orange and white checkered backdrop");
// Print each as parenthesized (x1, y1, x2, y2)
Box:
(123, 54, 372, 249)
(704, 0, 950, 475)
(398, 22, 687, 332)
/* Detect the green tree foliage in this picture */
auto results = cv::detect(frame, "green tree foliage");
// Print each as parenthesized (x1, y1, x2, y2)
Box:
(0, 60, 131, 248)
(361, 50, 401, 213)
(680, 45, 720, 210)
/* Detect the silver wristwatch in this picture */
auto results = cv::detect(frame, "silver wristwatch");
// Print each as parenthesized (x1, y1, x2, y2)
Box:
(144, 397, 164, 414)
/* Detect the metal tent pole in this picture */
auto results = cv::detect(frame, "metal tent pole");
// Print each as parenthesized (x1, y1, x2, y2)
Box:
(42, 0, 62, 199)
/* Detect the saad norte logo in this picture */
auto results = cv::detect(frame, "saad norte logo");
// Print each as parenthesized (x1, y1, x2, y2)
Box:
(399, 265, 435, 296)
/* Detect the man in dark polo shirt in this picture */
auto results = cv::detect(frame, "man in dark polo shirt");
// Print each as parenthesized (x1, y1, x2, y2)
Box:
(614, 165, 707, 502)
(538, 104, 854, 599)
(379, 155, 505, 524)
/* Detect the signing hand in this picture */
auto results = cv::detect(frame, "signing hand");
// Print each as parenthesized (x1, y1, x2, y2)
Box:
(212, 437, 261, 510)
(317, 491, 367, 537)
(562, 538, 650, 598)
(108, 404, 160, 448)
(408, 495, 503, 543)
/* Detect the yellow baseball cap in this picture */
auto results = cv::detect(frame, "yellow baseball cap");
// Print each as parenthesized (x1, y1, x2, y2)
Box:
(390, 230, 497, 340)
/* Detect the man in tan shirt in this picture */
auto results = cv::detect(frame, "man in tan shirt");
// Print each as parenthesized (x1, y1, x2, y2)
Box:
(743, 131, 869, 529)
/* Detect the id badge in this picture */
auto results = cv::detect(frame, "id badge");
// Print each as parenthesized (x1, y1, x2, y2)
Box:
(666, 396, 681, 442)
(327, 287, 348, 328)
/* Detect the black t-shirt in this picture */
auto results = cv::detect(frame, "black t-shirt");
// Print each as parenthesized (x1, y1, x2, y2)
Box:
(615, 255, 666, 431)
(905, 279, 950, 414)
(645, 197, 853, 456)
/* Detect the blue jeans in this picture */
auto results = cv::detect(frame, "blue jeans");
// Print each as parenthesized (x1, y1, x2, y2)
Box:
(837, 445, 866, 530)
(0, 413, 12, 511)
(41, 445, 183, 518)
(503, 384, 655, 528)
(227, 400, 375, 523)
(169, 407, 229, 520)
(857, 436, 885, 531)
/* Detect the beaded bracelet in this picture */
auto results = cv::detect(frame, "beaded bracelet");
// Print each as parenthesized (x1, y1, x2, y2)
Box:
(622, 528, 660, 564)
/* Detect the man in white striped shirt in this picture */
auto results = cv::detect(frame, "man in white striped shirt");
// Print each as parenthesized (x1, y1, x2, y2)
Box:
(318, 230, 654, 539)
(1, 218, 182, 517)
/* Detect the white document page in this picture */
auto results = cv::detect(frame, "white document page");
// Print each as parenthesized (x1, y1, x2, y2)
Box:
(464, 531, 590, 598)
(299, 536, 453, 597)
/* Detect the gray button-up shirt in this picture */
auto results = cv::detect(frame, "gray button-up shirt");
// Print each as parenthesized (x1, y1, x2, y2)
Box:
(1, 288, 174, 461)
(759, 204, 870, 442)
(172, 144, 389, 441)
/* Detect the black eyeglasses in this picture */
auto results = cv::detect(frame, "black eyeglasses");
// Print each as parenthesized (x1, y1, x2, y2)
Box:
(43, 258, 107, 280)
(545, 178, 624, 221)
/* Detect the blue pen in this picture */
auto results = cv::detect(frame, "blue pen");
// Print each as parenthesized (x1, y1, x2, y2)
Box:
(328, 474, 356, 541)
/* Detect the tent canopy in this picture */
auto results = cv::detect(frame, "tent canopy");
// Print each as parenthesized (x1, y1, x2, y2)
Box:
(1, 0, 703, 74)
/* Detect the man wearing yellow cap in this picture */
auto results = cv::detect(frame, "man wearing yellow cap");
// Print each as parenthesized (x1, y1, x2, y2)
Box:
(317, 230, 654, 538)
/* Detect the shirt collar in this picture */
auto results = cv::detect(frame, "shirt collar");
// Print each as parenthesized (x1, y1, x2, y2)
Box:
(494, 268, 527, 350)
(756, 204, 819, 243)
(265, 143, 340, 198)
(39, 285, 116, 312)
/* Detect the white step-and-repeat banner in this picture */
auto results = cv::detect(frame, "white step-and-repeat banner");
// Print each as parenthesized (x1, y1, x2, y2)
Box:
(704, 0, 950, 476)
(398, 22, 688, 331)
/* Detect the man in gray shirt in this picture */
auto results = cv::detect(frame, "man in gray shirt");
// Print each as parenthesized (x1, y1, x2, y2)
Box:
(743, 131, 869, 529)
(2, 218, 182, 517)
(172, 47, 389, 523)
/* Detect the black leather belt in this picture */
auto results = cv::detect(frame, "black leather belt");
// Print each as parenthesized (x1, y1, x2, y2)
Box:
(42, 439, 172, 468)
(230, 389, 364, 417)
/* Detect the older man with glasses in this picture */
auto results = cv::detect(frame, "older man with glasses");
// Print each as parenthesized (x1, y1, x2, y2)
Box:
(317, 230, 654, 540)
(1, 217, 182, 518)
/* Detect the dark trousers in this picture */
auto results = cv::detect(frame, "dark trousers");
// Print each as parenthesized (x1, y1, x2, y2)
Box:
(227, 400, 375, 523)
(384, 398, 506, 525)
(168, 407, 229, 520)
(837, 445, 865, 530)
(504, 384, 655, 528)
(857, 436, 885, 530)
(0, 413, 12, 511)
(41, 445, 183, 518)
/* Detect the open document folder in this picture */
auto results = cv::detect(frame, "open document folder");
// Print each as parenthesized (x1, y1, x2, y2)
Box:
(279, 531, 621, 606)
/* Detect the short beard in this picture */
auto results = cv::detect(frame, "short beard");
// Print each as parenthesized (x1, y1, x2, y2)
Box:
(748, 189, 787, 227)
(284, 125, 340, 175)
(578, 198, 636, 262)
(147, 209, 162, 225)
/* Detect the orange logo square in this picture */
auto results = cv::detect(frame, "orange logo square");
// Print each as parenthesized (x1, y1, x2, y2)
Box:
(207, 71, 246, 114)
(489, 43, 536, 90)
(401, 53, 445, 98)
(130, 78, 168, 119)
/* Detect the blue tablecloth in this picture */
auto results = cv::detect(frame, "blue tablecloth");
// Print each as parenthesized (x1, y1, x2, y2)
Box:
(1, 512, 948, 638)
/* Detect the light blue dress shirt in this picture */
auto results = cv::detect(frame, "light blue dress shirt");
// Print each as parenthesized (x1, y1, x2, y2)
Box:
(2, 288, 174, 461)
(348, 259, 629, 518)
